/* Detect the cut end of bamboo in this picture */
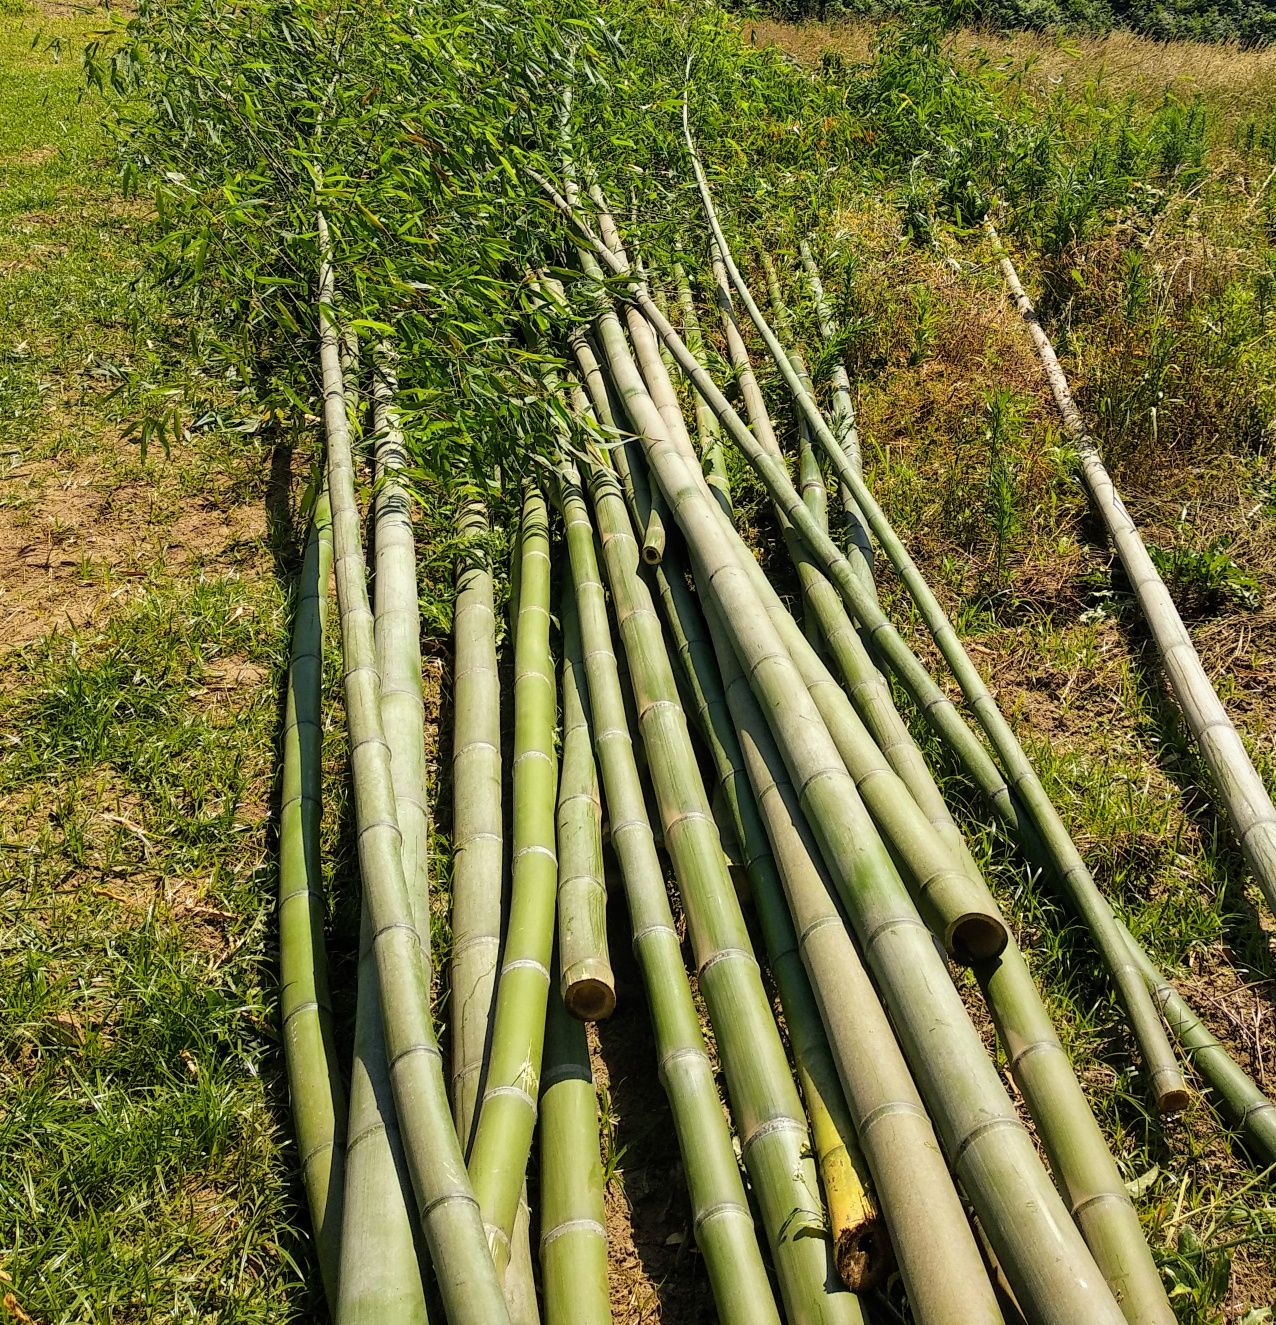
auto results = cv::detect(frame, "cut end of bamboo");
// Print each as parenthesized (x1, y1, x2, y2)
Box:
(1151, 1067, 1192, 1116)
(947, 911, 1010, 964)
(641, 527, 666, 565)
(561, 962, 617, 1022)
(835, 1217, 894, 1293)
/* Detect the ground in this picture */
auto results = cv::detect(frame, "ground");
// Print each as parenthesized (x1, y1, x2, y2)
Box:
(1, 3, 1275, 1324)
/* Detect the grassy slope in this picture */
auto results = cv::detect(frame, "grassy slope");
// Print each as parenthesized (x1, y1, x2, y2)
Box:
(0, 9, 321, 1321)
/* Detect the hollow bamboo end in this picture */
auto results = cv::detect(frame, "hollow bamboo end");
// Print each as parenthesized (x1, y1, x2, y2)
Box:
(1151, 1069, 1192, 1117)
(947, 911, 1010, 965)
(641, 536, 665, 566)
(835, 1219, 894, 1293)
(562, 966, 617, 1022)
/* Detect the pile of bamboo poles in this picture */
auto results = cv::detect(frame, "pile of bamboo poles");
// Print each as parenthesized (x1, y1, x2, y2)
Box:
(277, 184, 1276, 1325)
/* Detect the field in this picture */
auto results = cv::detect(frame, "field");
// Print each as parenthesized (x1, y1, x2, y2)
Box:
(1, 1, 1275, 1323)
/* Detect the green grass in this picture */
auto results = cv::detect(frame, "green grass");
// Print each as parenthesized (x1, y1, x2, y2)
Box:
(0, 12, 323, 1322)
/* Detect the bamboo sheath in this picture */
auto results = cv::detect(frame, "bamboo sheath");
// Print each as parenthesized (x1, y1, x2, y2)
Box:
(580, 432, 859, 1324)
(636, 510, 895, 1296)
(539, 964, 612, 1325)
(556, 461, 783, 1325)
(989, 222, 1276, 918)
(796, 239, 875, 594)
(677, 145, 1188, 1114)
(557, 592, 616, 1020)
(317, 215, 509, 1324)
(279, 472, 345, 1305)
(337, 354, 432, 1323)
(449, 496, 504, 1151)
(570, 209, 1129, 1325)
(467, 486, 558, 1276)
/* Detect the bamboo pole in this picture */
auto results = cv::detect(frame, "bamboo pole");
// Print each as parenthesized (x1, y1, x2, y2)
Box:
(989, 221, 1276, 918)
(675, 261, 730, 508)
(539, 968, 612, 1325)
(677, 129, 1188, 1115)
(581, 442, 860, 1325)
(557, 592, 615, 1020)
(467, 486, 558, 1277)
(573, 220, 1127, 1324)
(450, 496, 503, 1150)
(317, 213, 508, 1324)
(279, 470, 345, 1306)
(337, 352, 432, 1324)
(555, 460, 782, 1325)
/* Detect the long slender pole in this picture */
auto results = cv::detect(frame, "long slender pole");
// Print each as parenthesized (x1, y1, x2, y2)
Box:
(989, 220, 1276, 918)
(317, 213, 508, 1324)
(279, 470, 345, 1306)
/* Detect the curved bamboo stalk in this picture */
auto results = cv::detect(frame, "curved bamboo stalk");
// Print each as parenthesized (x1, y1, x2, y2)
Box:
(678, 127, 1188, 1116)
(577, 221, 1126, 1323)
(337, 351, 431, 1324)
(989, 221, 1276, 918)
(279, 470, 345, 1306)
(581, 444, 859, 1325)
(450, 495, 504, 1149)
(557, 592, 615, 1020)
(539, 968, 612, 1325)
(317, 213, 508, 1324)
(467, 485, 558, 1276)
(555, 460, 782, 1325)
(796, 239, 874, 592)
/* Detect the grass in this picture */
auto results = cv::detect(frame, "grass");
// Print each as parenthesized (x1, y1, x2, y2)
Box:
(0, 9, 324, 1321)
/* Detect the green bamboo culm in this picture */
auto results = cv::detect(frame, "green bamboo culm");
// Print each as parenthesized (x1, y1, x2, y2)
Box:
(557, 592, 615, 1021)
(317, 214, 509, 1325)
(337, 351, 431, 1323)
(539, 966, 612, 1325)
(674, 261, 728, 508)
(678, 131, 1188, 1116)
(556, 459, 781, 1325)
(467, 484, 558, 1276)
(278, 469, 345, 1306)
(449, 495, 504, 1150)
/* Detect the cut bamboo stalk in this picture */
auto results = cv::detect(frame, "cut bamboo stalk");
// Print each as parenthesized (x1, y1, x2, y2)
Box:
(581, 431, 860, 1325)
(555, 460, 782, 1325)
(450, 495, 504, 1151)
(337, 351, 431, 1324)
(317, 213, 508, 1324)
(557, 592, 615, 1020)
(467, 485, 558, 1277)
(674, 261, 730, 508)
(539, 970, 612, 1325)
(573, 214, 1126, 1323)
(989, 221, 1276, 918)
(681, 133, 1187, 1115)
(796, 239, 875, 593)
(279, 470, 345, 1306)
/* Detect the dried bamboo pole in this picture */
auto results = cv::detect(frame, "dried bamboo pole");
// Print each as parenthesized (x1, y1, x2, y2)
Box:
(555, 460, 783, 1325)
(989, 221, 1276, 918)
(337, 352, 431, 1323)
(279, 470, 345, 1305)
(676, 140, 1188, 1114)
(317, 213, 508, 1324)
(467, 486, 558, 1276)
(556, 591, 615, 1020)
(449, 496, 504, 1150)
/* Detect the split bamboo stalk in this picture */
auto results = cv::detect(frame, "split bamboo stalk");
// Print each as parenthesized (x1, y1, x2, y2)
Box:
(989, 221, 1276, 918)
(796, 238, 874, 592)
(581, 436, 860, 1325)
(682, 134, 1187, 1115)
(638, 508, 893, 1294)
(467, 486, 558, 1276)
(556, 592, 615, 1020)
(317, 214, 508, 1324)
(539, 967, 612, 1325)
(573, 213, 1127, 1323)
(449, 495, 504, 1150)
(337, 353, 432, 1324)
(279, 471, 345, 1305)
(555, 460, 782, 1325)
